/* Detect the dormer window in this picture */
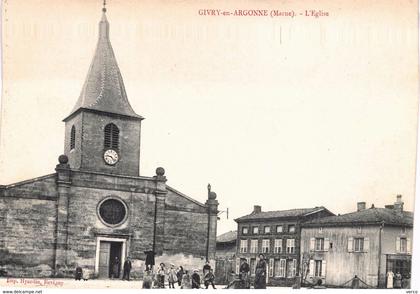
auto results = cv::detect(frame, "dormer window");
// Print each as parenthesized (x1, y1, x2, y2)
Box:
(70, 125, 76, 150)
(104, 123, 119, 150)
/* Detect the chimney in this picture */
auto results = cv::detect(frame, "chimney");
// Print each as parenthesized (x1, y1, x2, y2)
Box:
(394, 195, 404, 213)
(253, 205, 262, 214)
(357, 202, 366, 212)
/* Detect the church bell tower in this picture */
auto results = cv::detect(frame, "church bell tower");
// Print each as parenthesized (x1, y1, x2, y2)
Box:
(62, 3, 143, 177)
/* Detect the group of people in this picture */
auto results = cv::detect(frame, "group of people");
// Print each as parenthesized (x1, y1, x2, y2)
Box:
(143, 261, 217, 289)
(227, 253, 267, 289)
(387, 270, 410, 289)
(108, 256, 133, 280)
(75, 255, 218, 289)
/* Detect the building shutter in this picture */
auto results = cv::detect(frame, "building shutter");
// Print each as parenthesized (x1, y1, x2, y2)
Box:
(310, 237, 315, 251)
(396, 237, 401, 252)
(70, 125, 76, 150)
(236, 258, 240, 274)
(269, 258, 274, 277)
(364, 237, 369, 253)
(309, 260, 314, 277)
(348, 237, 354, 252)
(292, 259, 297, 277)
(407, 238, 411, 254)
(291, 239, 296, 253)
(321, 260, 326, 277)
(324, 238, 329, 252)
(255, 259, 258, 274)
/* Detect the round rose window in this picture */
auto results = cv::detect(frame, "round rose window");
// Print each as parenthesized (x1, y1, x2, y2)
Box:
(98, 198, 127, 226)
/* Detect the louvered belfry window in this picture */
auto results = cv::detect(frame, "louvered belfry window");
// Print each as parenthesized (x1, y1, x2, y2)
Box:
(104, 123, 119, 150)
(70, 125, 76, 150)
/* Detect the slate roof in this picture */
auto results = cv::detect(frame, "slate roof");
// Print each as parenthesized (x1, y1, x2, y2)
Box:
(235, 207, 331, 222)
(302, 207, 413, 227)
(217, 231, 237, 243)
(64, 11, 142, 121)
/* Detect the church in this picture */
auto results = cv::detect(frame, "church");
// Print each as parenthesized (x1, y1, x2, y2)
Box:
(0, 4, 218, 279)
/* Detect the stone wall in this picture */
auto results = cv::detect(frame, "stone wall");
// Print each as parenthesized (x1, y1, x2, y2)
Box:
(0, 196, 56, 277)
(0, 175, 57, 199)
(163, 187, 211, 259)
(0, 175, 58, 277)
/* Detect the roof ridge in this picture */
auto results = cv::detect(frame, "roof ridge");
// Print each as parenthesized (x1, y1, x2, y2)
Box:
(253, 207, 319, 214)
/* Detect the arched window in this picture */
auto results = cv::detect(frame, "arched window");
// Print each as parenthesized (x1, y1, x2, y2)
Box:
(104, 123, 119, 150)
(70, 125, 76, 150)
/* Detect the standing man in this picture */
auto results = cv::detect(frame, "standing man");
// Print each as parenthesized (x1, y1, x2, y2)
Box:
(122, 257, 132, 281)
(239, 258, 250, 289)
(111, 256, 120, 279)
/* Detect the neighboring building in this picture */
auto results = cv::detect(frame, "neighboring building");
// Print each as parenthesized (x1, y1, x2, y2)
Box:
(234, 205, 334, 287)
(216, 230, 237, 259)
(0, 6, 219, 278)
(300, 195, 413, 288)
(215, 230, 237, 285)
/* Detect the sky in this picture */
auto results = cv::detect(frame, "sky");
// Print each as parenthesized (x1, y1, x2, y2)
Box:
(0, 0, 418, 235)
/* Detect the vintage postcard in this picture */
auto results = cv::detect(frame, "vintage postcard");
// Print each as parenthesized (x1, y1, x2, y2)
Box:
(0, 0, 418, 291)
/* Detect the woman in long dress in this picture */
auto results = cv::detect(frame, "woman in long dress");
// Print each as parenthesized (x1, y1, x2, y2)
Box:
(387, 271, 394, 289)
(394, 272, 402, 289)
(254, 254, 267, 289)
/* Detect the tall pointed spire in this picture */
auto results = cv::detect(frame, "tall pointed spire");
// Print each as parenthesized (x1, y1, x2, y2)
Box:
(64, 1, 143, 121)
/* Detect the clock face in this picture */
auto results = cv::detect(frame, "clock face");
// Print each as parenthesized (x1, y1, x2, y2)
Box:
(103, 149, 119, 165)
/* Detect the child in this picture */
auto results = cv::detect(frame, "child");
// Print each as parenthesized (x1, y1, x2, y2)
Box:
(204, 269, 216, 289)
(143, 269, 153, 289)
(168, 264, 178, 288)
(192, 269, 201, 289)
(181, 270, 192, 289)
(156, 263, 166, 288)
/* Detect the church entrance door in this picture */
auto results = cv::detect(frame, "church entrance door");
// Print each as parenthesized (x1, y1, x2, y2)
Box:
(95, 237, 127, 279)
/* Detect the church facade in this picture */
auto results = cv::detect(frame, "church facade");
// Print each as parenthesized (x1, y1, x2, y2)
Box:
(0, 7, 218, 279)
